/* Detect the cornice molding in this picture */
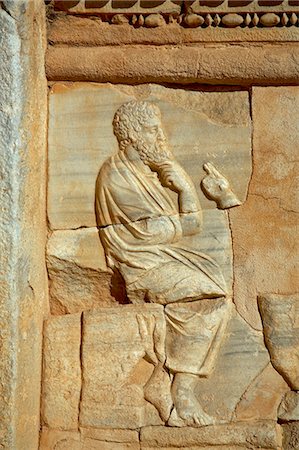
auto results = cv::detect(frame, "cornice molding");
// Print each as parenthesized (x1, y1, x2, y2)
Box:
(51, 0, 299, 28)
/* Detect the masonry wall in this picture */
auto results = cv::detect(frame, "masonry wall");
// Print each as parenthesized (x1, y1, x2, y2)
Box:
(0, 1, 298, 450)
(39, 2, 299, 449)
(0, 1, 48, 449)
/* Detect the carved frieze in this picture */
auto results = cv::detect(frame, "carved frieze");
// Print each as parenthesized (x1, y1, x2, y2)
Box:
(51, 0, 299, 28)
(47, 83, 254, 427)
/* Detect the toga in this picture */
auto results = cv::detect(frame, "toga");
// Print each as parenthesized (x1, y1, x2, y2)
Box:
(95, 150, 230, 375)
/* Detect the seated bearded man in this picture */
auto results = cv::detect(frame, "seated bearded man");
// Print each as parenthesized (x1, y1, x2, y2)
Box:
(95, 101, 231, 426)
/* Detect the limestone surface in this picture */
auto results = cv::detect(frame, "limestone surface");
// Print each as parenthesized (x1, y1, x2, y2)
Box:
(40, 428, 140, 450)
(278, 391, 299, 422)
(48, 83, 251, 229)
(47, 228, 124, 313)
(282, 422, 299, 450)
(258, 293, 299, 390)
(41, 314, 81, 429)
(80, 305, 166, 429)
(46, 45, 299, 86)
(39, 429, 81, 450)
(193, 309, 270, 423)
(140, 421, 282, 449)
(229, 86, 299, 330)
(46, 210, 233, 313)
(0, 1, 48, 449)
(48, 14, 299, 48)
(235, 363, 289, 421)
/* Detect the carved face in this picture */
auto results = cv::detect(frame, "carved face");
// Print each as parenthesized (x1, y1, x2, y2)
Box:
(134, 116, 172, 166)
(139, 115, 166, 148)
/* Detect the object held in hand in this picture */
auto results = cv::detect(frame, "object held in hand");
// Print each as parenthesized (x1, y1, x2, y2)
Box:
(201, 162, 241, 209)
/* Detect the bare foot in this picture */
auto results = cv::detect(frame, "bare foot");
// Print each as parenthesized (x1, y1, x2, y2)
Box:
(144, 363, 173, 422)
(171, 372, 214, 426)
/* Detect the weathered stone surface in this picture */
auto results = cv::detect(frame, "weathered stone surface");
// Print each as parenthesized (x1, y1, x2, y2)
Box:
(46, 45, 299, 85)
(282, 422, 299, 450)
(80, 305, 166, 429)
(79, 305, 269, 428)
(80, 428, 139, 443)
(48, 228, 107, 272)
(41, 314, 81, 429)
(193, 309, 269, 423)
(47, 210, 233, 313)
(0, 1, 48, 449)
(235, 363, 289, 421)
(258, 293, 299, 390)
(39, 429, 81, 450)
(229, 86, 299, 330)
(48, 15, 299, 47)
(40, 428, 140, 450)
(141, 447, 263, 450)
(48, 83, 251, 229)
(140, 421, 282, 448)
(82, 442, 139, 450)
(278, 391, 299, 421)
(55, 0, 181, 14)
(47, 228, 124, 314)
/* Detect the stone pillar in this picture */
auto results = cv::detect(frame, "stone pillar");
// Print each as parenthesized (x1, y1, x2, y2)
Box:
(0, 1, 48, 449)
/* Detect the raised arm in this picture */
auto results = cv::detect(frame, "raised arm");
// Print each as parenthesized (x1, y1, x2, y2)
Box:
(154, 160, 202, 236)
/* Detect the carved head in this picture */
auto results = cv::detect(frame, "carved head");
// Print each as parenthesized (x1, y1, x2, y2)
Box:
(112, 100, 171, 164)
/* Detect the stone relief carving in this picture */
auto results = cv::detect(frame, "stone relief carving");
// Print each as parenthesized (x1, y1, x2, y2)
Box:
(95, 100, 236, 426)
(52, 0, 299, 28)
(202, 162, 241, 209)
(258, 293, 299, 391)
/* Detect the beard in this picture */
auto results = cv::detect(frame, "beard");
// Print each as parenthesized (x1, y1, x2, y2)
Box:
(134, 137, 173, 167)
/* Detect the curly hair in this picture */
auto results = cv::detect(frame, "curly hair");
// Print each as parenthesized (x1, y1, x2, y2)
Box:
(112, 101, 161, 151)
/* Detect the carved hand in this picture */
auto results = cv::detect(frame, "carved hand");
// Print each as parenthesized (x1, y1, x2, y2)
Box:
(157, 160, 190, 193)
(201, 162, 241, 209)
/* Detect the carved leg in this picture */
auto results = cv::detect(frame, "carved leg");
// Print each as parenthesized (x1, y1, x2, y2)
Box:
(165, 298, 232, 426)
(144, 363, 173, 422)
(170, 372, 214, 426)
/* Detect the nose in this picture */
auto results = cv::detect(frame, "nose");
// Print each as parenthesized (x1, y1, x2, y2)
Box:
(157, 128, 165, 140)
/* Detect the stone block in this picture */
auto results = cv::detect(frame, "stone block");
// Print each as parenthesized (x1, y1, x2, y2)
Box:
(47, 211, 232, 314)
(282, 422, 299, 450)
(142, 447, 254, 450)
(82, 441, 139, 450)
(235, 363, 289, 421)
(47, 228, 125, 314)
(80, 428, 139, 443)
(80, 305, 166, 429)
(0, 1, 48, 448)
(258, 293, 299, 390)
(40, 428, 140, 449)
(48, 83, 251, 230)
(229, 86, 299, 330)
(278, 391, 299, 421)
(41, 314, 81, 429)
(48, 15, 299, 48)
(55, 0, 181, 14)
(48, 228, 107, 272)
(78, 304, 270, 428)
(140, 421, 282, 449)
(39, 429, 81, 450)
(46, 45, 299, 86)
(193, 309, 270, 423)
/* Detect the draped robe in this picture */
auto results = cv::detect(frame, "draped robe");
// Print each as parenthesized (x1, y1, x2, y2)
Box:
(95, 150, 231, 375)
(95, 150, 227, 305)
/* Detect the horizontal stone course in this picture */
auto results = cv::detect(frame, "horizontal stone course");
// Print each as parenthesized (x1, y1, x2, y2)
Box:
(48, 15, 299, 46)
(140, 421, 282, 448)
(46, 44, 299, 85)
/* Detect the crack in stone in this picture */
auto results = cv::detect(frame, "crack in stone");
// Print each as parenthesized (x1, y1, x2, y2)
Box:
(97, 210, 201, 230)
(250, 192, 299, 214)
